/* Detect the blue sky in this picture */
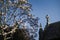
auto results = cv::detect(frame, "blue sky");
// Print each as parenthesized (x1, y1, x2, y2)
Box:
(0, 0, 60, 40)
(29, 0, 60, 29)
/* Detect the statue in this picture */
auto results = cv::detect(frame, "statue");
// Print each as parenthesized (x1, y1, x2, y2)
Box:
(46, 15, 49, 26)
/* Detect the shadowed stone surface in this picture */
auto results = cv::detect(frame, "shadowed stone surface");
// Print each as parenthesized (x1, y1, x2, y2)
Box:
(39, 21, 60, 40)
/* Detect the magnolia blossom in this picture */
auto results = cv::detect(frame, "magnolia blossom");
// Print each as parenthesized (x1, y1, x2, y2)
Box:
(3, 32, 7, 36)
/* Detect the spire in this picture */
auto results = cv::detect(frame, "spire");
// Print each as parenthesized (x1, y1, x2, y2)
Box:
(40, 23, 42, 29)
(39, 23, 43, 31)
(39, 23, 43, 40)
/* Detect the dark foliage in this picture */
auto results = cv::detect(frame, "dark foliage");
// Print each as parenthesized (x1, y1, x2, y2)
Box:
(0, 28, 30, 40)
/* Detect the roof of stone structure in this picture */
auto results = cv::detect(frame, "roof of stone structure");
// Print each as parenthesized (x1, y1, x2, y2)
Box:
(43, 21, 60, 40)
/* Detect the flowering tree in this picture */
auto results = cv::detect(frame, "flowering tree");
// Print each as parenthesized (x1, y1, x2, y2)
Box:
(0, 0, 39, 40)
